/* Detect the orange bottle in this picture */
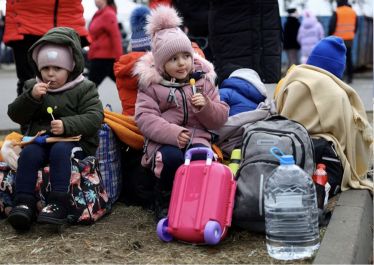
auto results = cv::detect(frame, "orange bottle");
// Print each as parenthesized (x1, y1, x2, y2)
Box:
(312, 164, 328, 186)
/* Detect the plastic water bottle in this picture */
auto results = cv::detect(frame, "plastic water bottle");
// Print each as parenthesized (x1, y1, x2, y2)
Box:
(264, 147, 319, 260)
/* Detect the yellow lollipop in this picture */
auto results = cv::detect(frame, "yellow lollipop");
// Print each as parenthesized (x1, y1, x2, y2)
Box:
(190, 78, 196, 94)
(47, 107, 55, 120)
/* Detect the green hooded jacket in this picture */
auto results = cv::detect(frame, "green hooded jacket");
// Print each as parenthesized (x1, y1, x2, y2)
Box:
(8, 27, 104, 156)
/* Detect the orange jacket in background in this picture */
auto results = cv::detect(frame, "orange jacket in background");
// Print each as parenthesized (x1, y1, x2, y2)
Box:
(114, 52, 146, 116)
(333, 6, 357, 40)
(192, 42, 205, 59)
(4, 0, 91, 46)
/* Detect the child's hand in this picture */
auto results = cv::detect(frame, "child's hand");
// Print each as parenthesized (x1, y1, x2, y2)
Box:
(32, 83, 49, 100)
(51, 120, 64, 135)
(191, 93, 206, 110)
(178, 131, 190, 148)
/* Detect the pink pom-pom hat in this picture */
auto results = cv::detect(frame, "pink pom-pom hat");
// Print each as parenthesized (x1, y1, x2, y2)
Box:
(145, 5, 194, 75)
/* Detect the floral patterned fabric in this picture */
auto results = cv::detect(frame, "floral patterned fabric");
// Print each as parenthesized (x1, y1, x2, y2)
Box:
(0, 169, 15, 219)
(0, 156, 111, 225)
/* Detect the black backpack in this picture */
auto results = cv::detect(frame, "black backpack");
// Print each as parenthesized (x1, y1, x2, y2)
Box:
(312, 138, 343, 198)
(119, 142, 155, 210)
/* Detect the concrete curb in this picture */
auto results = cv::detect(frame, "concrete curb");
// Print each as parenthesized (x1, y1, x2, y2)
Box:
(313, 189, 373, 264)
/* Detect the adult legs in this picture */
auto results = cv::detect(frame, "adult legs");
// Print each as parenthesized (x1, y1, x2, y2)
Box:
(346, 46, 353, 83)
(0, 31, 3, 69)
(12, 35, 41, 134)
(88, 58, 116, 88)
(12, 36, 41, 97)
(285, 49, 299, 71)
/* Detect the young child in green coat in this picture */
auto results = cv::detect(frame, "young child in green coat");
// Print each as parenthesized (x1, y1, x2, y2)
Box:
(7, 27, 104, 231)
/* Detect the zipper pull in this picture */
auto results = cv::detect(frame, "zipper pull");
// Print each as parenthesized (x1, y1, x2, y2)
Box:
(168, 88, 179, 107)
(167, 89, 173, 103)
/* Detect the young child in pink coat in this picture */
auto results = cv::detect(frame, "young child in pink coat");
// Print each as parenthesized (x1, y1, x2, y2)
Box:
(134, 5, 229, 220)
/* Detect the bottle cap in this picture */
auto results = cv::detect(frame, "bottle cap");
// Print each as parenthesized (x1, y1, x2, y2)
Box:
(270, 147, 295, 165)
(317, 163, 326, 170)
(279, 155, 295, 165)
(230, 149, 241, 159)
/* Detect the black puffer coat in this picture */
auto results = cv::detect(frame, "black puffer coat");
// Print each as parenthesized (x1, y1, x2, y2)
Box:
(173, 0, 210, 38)
(209, 0, 283, 85)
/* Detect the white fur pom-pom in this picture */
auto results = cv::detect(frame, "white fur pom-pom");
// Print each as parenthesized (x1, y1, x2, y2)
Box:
(145, 5, 182, 36)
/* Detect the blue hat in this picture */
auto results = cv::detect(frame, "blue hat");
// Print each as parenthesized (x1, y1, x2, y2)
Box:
(306, 36, 346, 78)
(130, 6, 151, 52)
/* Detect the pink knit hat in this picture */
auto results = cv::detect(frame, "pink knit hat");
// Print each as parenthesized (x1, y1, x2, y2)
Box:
(34, 43, 75, 72)
(145, 5, 194, 75)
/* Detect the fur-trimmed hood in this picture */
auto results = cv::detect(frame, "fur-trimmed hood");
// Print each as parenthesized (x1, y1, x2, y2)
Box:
(133, 51, 216, 91)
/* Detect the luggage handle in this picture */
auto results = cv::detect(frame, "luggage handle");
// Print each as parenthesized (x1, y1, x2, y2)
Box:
(184, 147, 214, 166)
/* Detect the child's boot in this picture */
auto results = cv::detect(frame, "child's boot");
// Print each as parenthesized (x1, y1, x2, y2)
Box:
(154, 186, 171, 220)
(37, 191, 71, 225)
(7, 194, 38, 231)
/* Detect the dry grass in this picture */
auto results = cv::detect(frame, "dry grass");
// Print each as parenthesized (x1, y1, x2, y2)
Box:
(0, 195, 340, 264)
(0, 132, 342, 264)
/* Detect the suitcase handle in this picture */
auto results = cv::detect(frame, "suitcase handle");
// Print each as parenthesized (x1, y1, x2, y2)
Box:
(184, 147, 214, 165)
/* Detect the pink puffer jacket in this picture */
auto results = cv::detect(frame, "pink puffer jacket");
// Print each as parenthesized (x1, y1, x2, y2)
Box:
(134, 52, 229, 168)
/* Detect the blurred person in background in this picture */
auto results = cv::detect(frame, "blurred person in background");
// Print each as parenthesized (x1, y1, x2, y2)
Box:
(283, 8, 301, 71)
(113, 5, 151, 117)
(0, 10, 5, 69)
(329, 0, 357, 84)
(88, 0, 123, 88)
(3, 0, 91, 134)
(297, 9, 325, 64)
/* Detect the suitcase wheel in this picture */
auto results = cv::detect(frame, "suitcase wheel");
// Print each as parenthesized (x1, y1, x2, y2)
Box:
(157, 218, 172, 242)
(204, 220, 222, 245)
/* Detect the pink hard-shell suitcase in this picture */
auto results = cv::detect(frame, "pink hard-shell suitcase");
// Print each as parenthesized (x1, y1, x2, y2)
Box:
(156, 147, 237, 245)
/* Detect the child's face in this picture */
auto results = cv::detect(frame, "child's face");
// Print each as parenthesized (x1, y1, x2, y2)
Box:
(164, 52, 192, 81)
(40, 66, 69, 89)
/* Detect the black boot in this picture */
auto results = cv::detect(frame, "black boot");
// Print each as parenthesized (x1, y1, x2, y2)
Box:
(154, 186, 171, 220)
(37, 191, 71, 225)
(8, 194, 38, 231)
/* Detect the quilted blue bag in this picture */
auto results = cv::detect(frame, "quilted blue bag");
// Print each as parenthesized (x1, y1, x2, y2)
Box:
(95, 105, 122, 203)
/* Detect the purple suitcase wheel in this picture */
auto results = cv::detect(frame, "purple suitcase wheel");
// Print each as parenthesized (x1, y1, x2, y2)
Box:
(157, 218, 172, 242)
(204, 220, 222, 245)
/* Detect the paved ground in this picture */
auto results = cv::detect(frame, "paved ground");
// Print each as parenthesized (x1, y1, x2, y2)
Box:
(0, 63, 372, 263)
(0, 63, 373, 132)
